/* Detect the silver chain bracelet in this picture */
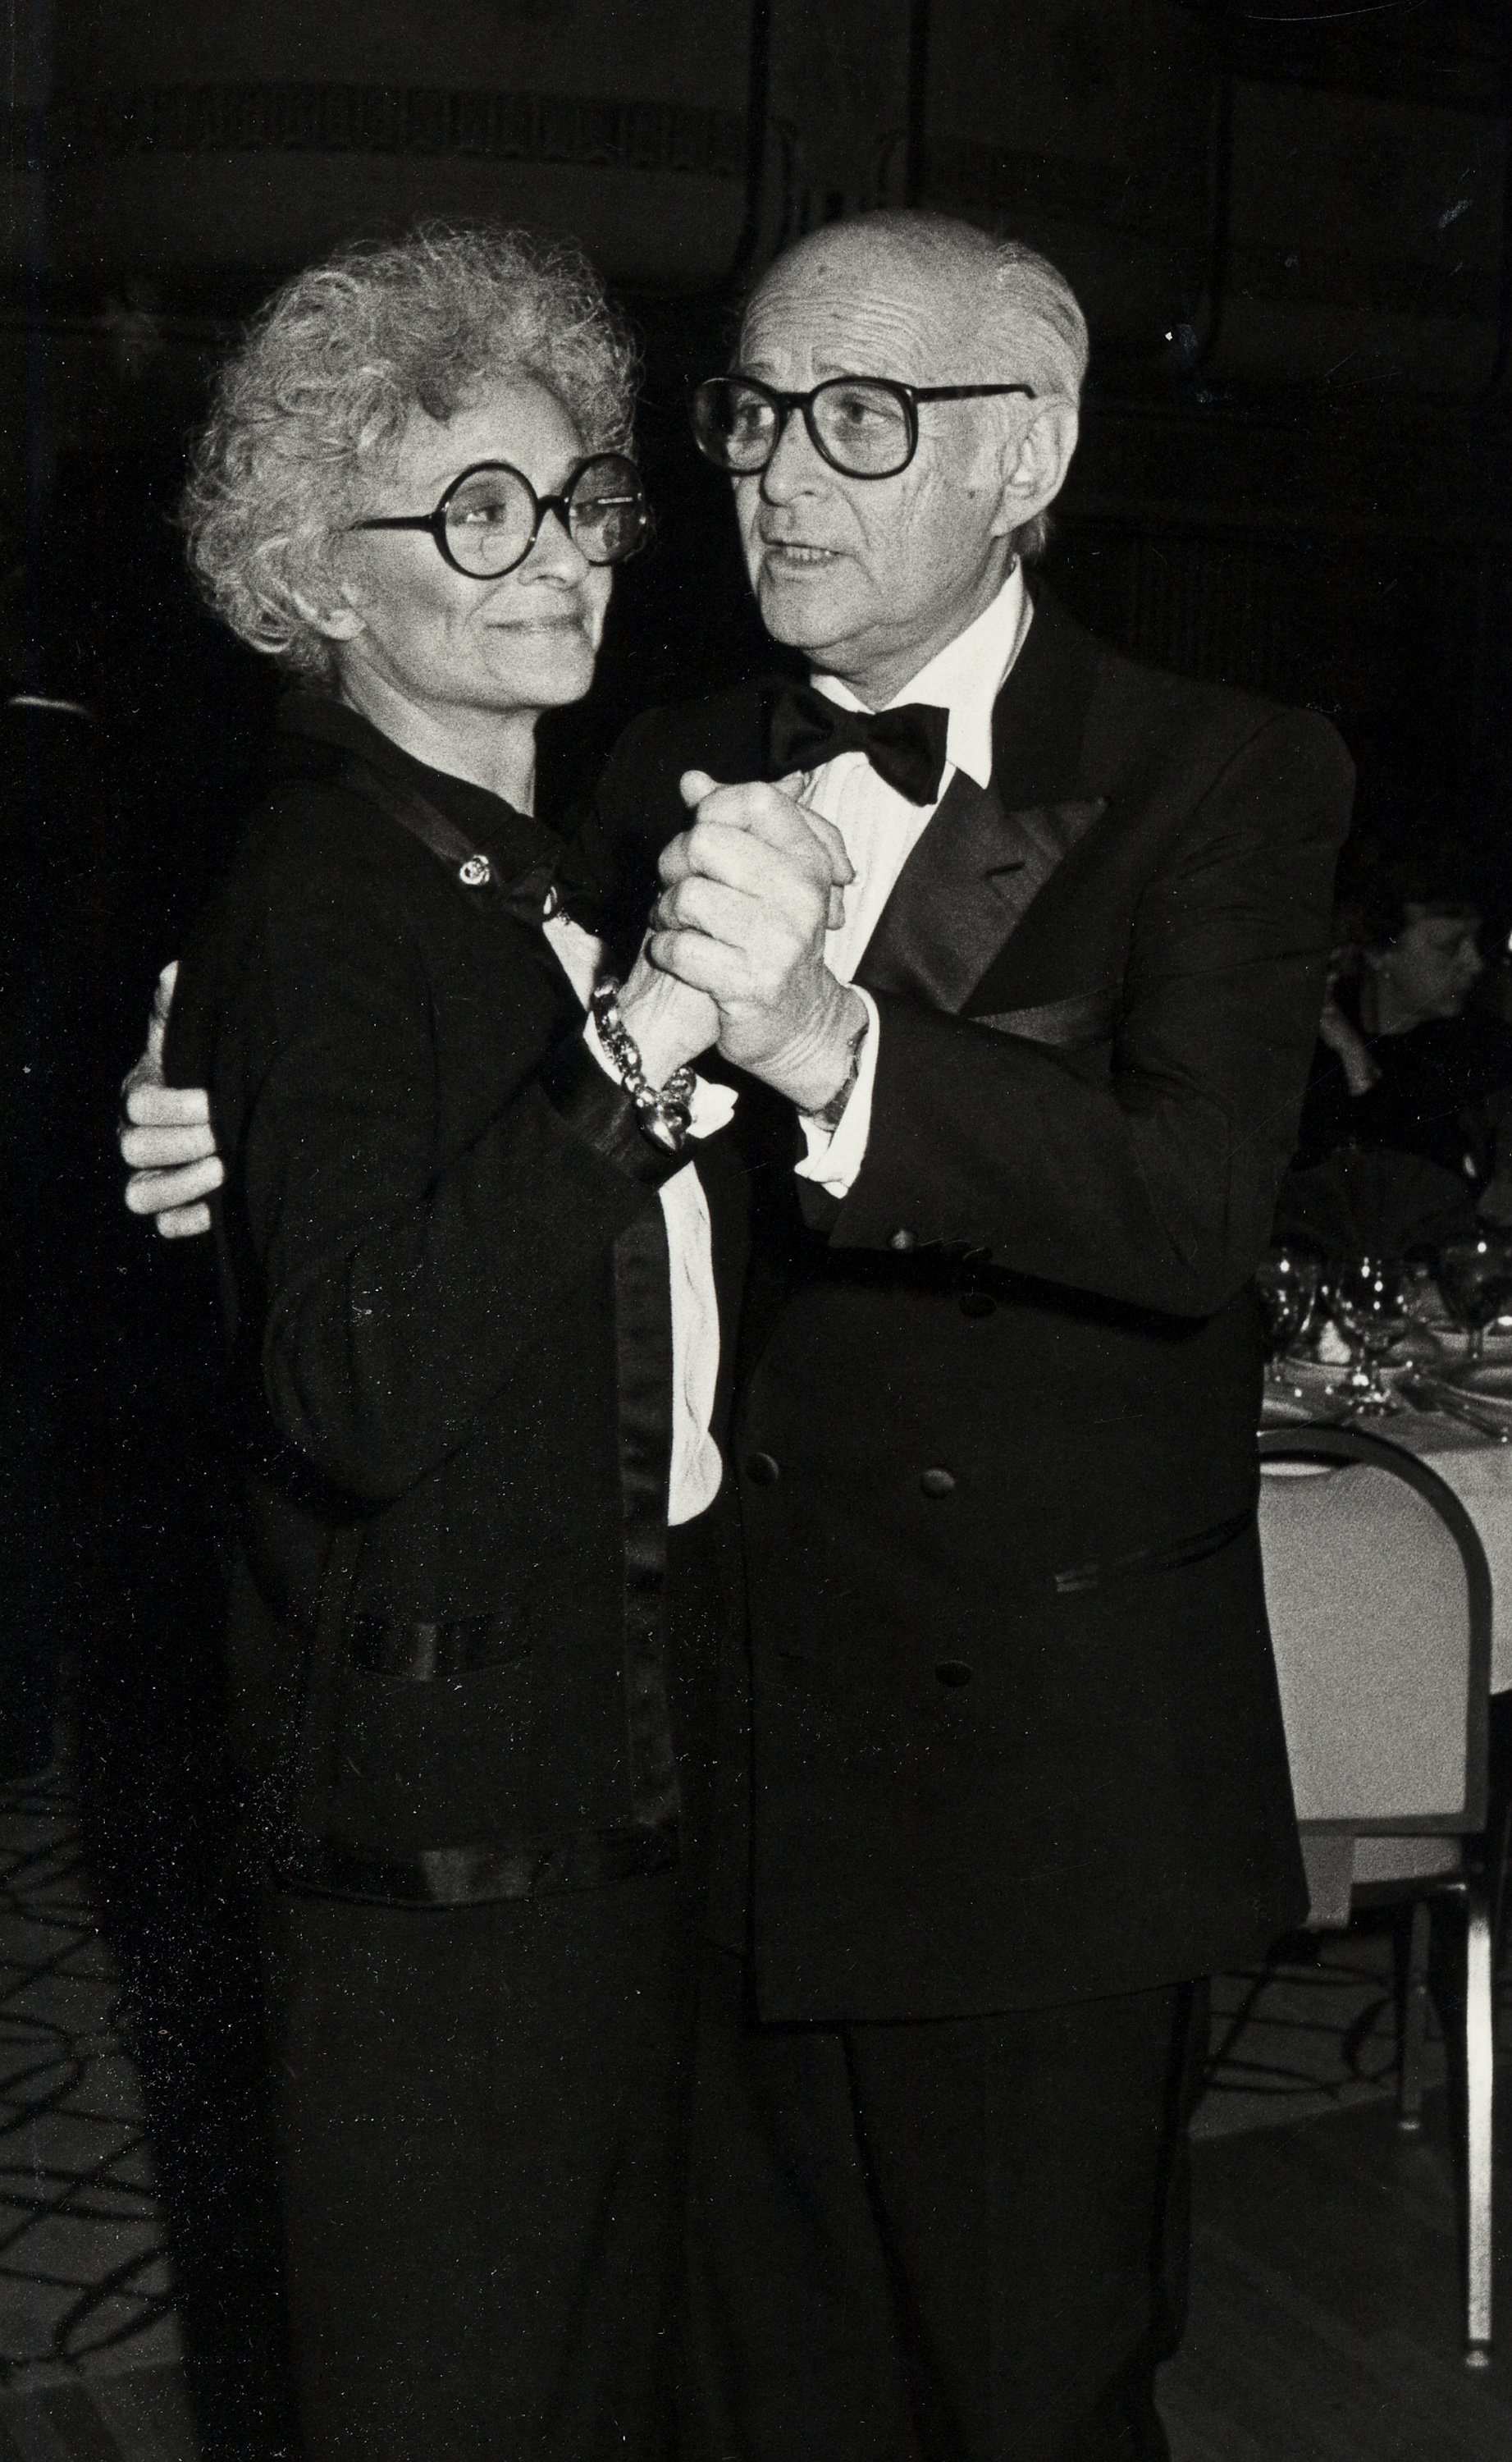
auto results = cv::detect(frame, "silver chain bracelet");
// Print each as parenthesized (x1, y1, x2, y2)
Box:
(590, 978, 697, 1153)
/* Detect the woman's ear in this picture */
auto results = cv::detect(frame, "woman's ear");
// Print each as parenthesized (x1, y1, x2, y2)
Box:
(294, 588, 365, 643)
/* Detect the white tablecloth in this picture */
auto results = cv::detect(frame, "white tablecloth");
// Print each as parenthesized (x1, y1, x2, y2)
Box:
(1266, 1405, 1512, 1691)
(1365, 1414, 1512, 1692)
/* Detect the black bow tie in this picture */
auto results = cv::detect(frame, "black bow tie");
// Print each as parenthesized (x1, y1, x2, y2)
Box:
(767, 681, 950, 807)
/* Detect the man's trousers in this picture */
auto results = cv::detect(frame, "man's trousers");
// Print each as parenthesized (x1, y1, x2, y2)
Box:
(680, 1941, 1208, 2462)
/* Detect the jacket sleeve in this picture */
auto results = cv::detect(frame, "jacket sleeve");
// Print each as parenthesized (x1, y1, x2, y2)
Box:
(832, 709, 1355, 1318)
(189, 831, 680, 1506)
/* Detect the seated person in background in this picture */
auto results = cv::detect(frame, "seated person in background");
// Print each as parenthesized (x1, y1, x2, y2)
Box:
(1292, 840, 1512, 1216)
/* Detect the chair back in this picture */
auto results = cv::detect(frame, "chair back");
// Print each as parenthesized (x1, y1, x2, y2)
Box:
(1258, 1423, 1491, 1836)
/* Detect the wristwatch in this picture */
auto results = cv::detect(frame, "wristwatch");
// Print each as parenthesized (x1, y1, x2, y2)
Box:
(811, 1012, 870, 1131)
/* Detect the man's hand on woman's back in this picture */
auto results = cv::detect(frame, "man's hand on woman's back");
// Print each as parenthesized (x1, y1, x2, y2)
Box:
(119, 962, 222, 1237)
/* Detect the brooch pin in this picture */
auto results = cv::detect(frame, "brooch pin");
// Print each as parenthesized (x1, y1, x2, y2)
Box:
(458, 855, 491, 888)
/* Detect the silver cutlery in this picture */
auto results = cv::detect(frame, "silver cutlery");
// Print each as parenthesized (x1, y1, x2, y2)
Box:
(1399, 1373, 1512, 1443)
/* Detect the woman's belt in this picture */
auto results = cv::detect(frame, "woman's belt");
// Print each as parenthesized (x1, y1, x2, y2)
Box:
(347, 1611, 524, 1681)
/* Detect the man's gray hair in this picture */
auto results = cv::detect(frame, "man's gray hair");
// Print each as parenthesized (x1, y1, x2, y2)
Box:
(749, 209, 1087, 561)
(182, 222, 639, 680)
(850, 209, 1088, 403)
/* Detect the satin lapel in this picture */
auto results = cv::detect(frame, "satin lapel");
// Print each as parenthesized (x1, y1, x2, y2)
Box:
(855, 588, 1110, 1016)
(856, 779, 1107, 1013)
(991, 794, 1110, 944)
(853, 772, 1012, 1009)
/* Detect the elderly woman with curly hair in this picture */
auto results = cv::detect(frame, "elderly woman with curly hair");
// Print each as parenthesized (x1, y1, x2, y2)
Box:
(144, 221, 750, 2462)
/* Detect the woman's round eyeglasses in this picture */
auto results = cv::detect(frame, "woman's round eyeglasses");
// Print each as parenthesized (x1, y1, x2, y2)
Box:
(349, 451, 649, 579)
(691, 374, 1038, 482)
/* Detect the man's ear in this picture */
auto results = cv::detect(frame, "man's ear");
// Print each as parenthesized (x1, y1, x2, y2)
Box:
(988, 397, 1079, 542)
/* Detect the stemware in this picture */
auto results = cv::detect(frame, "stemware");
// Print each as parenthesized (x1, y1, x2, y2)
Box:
(1253, 1247, 1320, 1393)
(1434, 1233, 1512, 1366)
(1322, 1252, 1409, 1416)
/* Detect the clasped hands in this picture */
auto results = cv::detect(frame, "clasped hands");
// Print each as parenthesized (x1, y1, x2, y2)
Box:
(119, 772, 863, 1239)
(635, 768, 866, 1115)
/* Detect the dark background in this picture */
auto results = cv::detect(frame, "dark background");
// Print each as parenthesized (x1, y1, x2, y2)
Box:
(3, 2, 1511, 2449)
(8, 0, 1512, 944)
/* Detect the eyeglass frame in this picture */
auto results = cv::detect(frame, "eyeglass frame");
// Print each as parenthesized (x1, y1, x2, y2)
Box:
(692, 374, 1039, 482)
(348, 451, 648, 579)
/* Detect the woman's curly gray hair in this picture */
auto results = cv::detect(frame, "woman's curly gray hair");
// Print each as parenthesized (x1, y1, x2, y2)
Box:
(182, 222, 639, 678)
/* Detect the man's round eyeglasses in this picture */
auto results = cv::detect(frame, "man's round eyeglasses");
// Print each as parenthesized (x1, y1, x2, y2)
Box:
(691, 375, 1038, 483)
(349, 451, 649, 579)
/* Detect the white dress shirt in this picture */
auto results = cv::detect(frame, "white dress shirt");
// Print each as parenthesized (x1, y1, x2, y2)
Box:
(541, 564, 1028, 1522)
(793, 565, 1033, 1197)
(546, 912, 733, 1526)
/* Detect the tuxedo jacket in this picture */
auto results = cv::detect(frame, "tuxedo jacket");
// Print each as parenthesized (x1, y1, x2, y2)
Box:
(165, 694, 747, 1904)
(598, 588, 1355, 2022)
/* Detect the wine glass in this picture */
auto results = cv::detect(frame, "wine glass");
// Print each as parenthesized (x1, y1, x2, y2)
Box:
(1254, 1247, 1320, 1393)
(1322, 1252, 1409, 1416)
(1435, 1233, 1512, 1366)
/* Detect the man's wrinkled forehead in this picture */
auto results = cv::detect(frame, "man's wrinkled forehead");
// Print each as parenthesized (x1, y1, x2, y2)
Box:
(738, 240, 971, 382)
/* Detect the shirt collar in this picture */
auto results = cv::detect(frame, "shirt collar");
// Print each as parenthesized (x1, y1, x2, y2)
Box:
(808, 564, 1030, 791)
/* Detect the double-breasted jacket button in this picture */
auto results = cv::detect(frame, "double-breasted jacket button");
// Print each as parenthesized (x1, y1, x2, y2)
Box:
(934, 1659, 974, 1687)
(920, 1467, 957, 1499)
(888, 1228, 917, 1252)
(745, 1451, 781, 1486)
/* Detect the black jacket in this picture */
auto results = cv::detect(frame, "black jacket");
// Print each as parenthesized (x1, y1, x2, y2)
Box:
(167, 694, 742, 1903)
(598, 589, 1354, 2020)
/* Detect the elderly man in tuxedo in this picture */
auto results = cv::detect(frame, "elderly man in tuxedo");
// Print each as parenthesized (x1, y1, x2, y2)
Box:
(125, 209, 1350, 2460)
(598, 208, 1352, 2462)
